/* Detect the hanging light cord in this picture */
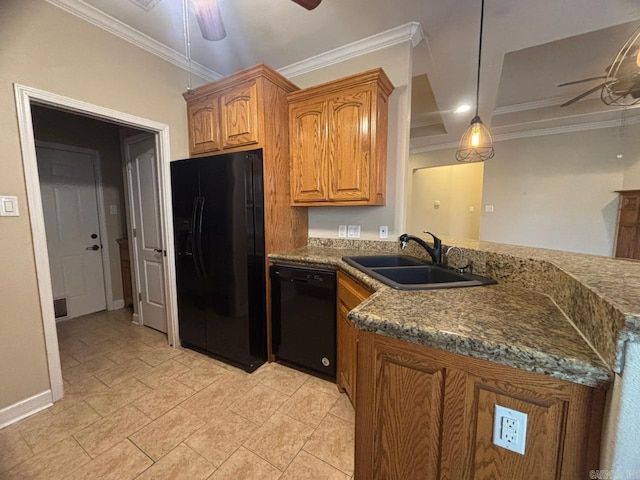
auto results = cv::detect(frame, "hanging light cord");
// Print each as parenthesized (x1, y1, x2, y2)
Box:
(182, 0, 194, 94)
(474, 0, 486, 118)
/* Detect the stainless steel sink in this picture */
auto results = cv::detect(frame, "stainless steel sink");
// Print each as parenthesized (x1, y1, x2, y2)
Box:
(342, 255, 497, 290)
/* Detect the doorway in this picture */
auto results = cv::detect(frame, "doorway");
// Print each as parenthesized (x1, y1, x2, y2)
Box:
(15, 84, 179, 402)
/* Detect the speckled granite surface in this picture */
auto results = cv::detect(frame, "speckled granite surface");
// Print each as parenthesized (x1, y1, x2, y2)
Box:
(269, 241, 612, 388)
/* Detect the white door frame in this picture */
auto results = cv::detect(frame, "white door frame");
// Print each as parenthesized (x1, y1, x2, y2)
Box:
(35, 140, 116, 315)
(14, 84, 179, 402)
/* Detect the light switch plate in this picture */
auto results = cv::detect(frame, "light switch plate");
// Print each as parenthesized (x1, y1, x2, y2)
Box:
(347, 225, 361, 239)
(0, 196, 19, 217)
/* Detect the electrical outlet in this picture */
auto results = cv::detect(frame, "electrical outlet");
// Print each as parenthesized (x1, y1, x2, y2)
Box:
(347, 225, 361, 239)
(493, 405, 527, 455)
(338, 225, 347, 238)
(379, 225, 388, 239)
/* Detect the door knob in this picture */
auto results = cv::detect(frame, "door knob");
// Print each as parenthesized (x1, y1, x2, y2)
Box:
(86, 245, 100, 251)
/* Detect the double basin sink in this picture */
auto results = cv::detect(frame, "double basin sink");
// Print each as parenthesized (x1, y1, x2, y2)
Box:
(342, 255, 497, 290)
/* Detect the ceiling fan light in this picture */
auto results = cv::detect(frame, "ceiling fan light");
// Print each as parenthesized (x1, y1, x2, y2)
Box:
(455, 116, 494, 163)
(193, 0, 226, 41)
(601, 25, 640, 106)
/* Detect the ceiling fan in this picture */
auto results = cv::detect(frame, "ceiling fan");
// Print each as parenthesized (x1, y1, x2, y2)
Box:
(192, 0, 322, 41)
(558, 25, 640, 107)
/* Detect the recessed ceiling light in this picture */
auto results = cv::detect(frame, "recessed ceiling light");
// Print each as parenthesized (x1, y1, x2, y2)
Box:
(455, 104, 471, 114)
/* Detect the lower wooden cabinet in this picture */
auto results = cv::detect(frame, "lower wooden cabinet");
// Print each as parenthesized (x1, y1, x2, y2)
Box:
(336, 272, 372, 406)
(355, 332, 605, 480)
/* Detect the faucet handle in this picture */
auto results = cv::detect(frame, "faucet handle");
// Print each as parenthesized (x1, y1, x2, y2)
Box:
(423, 231, 441, 246)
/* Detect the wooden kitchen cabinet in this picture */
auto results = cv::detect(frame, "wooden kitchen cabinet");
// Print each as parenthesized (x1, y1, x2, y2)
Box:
(184, 66, 276, 156)
(336, 272, 372, 406)
(355, 332, 605, 480)
(219, 81, 259, 149)
(116, 238, 133, 307)
(187, 94, 222, 155)
(288, 69, 393, 206)
(615, 190, 640, 260)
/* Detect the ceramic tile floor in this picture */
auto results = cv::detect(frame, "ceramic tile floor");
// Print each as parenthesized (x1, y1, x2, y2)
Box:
(0, 309, 355, 479)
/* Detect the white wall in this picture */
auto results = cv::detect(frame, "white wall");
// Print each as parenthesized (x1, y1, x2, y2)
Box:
(409, 163, 483, 238)
(290, 42, 413, 241)
(410, 125, 637, 256)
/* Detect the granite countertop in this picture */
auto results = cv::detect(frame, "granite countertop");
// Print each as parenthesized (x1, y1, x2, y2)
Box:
(269, 245, 612, 388)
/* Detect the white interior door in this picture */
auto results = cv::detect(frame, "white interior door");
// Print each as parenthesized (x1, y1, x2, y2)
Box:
(125, 134, 167, 333)
(37, 145, 106, 319)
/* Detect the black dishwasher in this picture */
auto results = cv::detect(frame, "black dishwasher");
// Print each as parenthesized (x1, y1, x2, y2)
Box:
(270, 265, 336, 381)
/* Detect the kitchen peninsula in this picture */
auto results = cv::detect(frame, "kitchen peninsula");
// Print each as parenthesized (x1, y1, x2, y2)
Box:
(270, 236, 640, 479)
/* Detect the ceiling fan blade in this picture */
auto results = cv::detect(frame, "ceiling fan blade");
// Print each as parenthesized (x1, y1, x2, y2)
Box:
(193, 0, 226, 41)
(560, 82, 609, 107)
(557, 76, 607, 87)
(290, 0, 322, 10)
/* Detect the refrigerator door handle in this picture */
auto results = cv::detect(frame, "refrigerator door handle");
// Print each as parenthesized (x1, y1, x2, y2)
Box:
(190, 196, 202, 278)
(196, 195, 207, 278)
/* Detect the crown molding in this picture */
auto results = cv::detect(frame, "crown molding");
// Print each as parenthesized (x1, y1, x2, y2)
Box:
(279, 22, 424, 79)
(493, 96, 577, 115)
(410, 115, 640, 154)
(45, 0, 222, 81)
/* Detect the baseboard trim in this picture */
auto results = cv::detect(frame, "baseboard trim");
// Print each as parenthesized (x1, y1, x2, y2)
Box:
(0, 390, 53, 429)
(132, 312, 140, 325)
(109, 299, 125, 311)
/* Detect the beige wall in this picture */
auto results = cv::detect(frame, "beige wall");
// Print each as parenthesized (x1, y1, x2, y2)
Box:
(408, 163, 483, 239)
(290, 42, 413, 240)
(410, 126, 635, 256)
(0, 0, 202, 409)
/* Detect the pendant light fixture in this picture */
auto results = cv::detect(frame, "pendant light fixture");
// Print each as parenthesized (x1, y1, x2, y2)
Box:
(455, 0, 494, 162)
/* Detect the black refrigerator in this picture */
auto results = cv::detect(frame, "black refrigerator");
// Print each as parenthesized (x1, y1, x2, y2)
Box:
(170, 149, 266, 372)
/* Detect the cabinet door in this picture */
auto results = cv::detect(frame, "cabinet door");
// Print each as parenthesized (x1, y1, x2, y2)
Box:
(289, 100, 327, 203)
(220, 81, 259, 149)
(357, 332, 445, 480)
(187, 94, 221, 155)
(337, 302, 357, 403)
(327, 88, 372, 202)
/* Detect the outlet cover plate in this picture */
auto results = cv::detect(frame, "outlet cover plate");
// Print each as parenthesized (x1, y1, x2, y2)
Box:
(379, 225, 388, 239)
(347, 225, 361, 239)
(493, 405, 527, 455)
(338, 225, 347, 238)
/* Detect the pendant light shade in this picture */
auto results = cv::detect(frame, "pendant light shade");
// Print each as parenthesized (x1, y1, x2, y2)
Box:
(455, 0, 494, 162)
(456, 115, 494, 162)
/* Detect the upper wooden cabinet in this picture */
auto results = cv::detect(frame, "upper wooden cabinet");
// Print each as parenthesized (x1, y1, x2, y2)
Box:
(288, 69, 394, 206)
(220, 81, 259, 149)
(184, 64, 296, 157)
(615, 190, 640, 260)
(187, 94, 221, 155)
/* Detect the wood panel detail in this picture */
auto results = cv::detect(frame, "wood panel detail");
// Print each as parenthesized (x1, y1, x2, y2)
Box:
(355, 331, 606, 480)
(187, 94, 221, 155)
(220, 81, 259, 149)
